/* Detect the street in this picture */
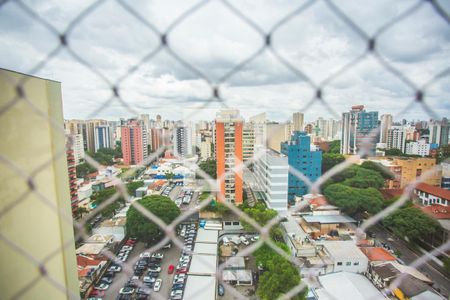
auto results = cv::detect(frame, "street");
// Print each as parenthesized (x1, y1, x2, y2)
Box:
(371, 225, 450, 298)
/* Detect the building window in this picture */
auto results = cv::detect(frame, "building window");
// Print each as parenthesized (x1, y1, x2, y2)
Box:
(346, 262, 351, 266)
(337, 262, 342, 266)
(354, 262, 359, 266)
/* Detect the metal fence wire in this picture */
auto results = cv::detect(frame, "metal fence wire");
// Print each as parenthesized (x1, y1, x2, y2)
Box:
(0, 0, 450, 299)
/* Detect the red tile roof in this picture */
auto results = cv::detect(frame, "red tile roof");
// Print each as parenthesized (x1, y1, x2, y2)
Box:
(420, 205, 450, 219)
(415, 183, 450, 201)
(308, 196, 329, 207)
(77, 255, 104, 267)
(359, 247, 397, 261)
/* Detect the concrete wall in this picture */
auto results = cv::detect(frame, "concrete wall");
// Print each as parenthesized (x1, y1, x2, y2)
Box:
(0, 69, 79, 299)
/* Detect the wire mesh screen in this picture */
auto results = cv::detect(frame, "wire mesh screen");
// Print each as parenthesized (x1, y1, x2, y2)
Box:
(0, 0, 450, 300)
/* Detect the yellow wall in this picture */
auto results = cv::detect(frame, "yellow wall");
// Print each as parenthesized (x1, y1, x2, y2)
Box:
(394, 157, 441, 188)
(0, 69, 79, 299)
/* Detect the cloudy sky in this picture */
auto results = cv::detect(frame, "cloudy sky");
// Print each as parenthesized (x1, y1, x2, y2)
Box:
(1, 0, 449, 123)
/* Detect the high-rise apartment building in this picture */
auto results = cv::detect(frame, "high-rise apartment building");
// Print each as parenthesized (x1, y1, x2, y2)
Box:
(341, 105, 379, 156)
(281, 131, 322, 201)
(200, 140, 212, 160)
(250, 112, 267, 147)
(405, 139, 431, 157)
(66, 139, 78, 215)
(66, 133, 85, 165)
(173, 126, 192, 158)
(94, 125, 113, 152)
(429, 118, 449, 146)
(243, 123, 255, 162)
(253, 148, 289, 214)
(266, 122, 291, 152)
(121, 119, 148, 165)
(387, 127, 406, 152)
(151, 127, 163, 152)
(215, 109, 243, 204)
(86, 119, 108, 153)
(0, 68, 78, 298)
(379, 114, 393, 144)
(293, 112, 304, 132)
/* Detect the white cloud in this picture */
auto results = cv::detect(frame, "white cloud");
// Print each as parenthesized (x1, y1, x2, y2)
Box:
(0, 0, 449, 122)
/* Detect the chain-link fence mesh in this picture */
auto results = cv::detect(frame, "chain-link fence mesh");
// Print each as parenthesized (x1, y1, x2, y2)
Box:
(1, 0, 450, 299)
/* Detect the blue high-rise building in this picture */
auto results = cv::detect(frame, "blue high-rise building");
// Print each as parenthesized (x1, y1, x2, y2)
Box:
(281, 131, 322, 202)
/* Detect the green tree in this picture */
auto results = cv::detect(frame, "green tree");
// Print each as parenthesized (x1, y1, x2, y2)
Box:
(126, 181, 144, 196)
(91, 187, 125, 218)
(241, 203, 283, 240)
(115, 141, 122, 157)
(324, 184, 383, 216)
(256, 246, 305, 300)
(383, 207, 442, 242)
(126, 195, 181, 243)
(165, 171, 175, 182)
(88, 149, 114, 166)
(360, 161, 395, 180)
(76, 162, 96, 178)
(327, 140, 341, 153)
(443, 257, 450, 274)
(196, 159, 217, 179)
(437, 145, 450, 163)
(384, 148, 404, 156)
(322, 153, 345, 173)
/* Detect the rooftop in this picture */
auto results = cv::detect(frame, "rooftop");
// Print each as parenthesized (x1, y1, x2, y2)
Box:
(303, 215, 356, 224)
(415, 183, 450, 200)
(194, 242, 218, 255)
(319, 241, 367, 260)
(195, 228, 219, 244)
(316, 272, 384, 300)
(183, 275, 216, 300)
(420, 205, 450, 219)
(75, 243, 106, 255)
(359, 247, 397, 262)
(189, 254, 217, 276)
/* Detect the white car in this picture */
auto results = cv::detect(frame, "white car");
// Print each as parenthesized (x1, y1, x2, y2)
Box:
(94, 283, 109, 290)
(107, 265, 122, 272)
(151, 253, 164, 259)
(140, 252, 151, 258)
(122, 246, 133, 251)
(154, 279, 162, 291)
(250, 236, 260, 242)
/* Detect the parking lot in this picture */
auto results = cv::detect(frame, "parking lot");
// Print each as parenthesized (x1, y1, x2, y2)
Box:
(99, 241, 182, 300)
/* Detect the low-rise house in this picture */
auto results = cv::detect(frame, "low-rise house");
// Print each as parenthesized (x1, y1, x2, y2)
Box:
(420, 204, 450, 242)
(221, 256, 253, 286)
(359, 247, 397, 265)
(281, 216, 316, 257)
(301, 215, 357, 239)
(317, 241, 368, 274)
(414, 183, 450, 207)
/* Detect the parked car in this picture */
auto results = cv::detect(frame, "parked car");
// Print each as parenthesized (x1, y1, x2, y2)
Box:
(108, 265, 122, 272)
(154, 279, 162, 291)
(151, 253, 164, 259)
(140, 252, 151, 258)
(177, 262, 188, 269)
(137, 287, 151, 295)
(122, 246, 133, 251)
(176, 268, 188, 274)
(94, 283, 110, 290)
(148, 266, 161, 273)
(172, 283, 184, 290)
(119, 287, 135, 295)
(250, 236, 259, 242)
(101, 276, 113, 284)
(218, 284, 225, 296)
(173, 277, 185, 284)
(168, 264, 175, 274)
(89, 290, 105, 297)
(163, 242, 172, 249)
(143, 276, 156, 283)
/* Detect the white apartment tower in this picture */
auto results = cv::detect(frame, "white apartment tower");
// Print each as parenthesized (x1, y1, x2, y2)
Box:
(387, 127, 406, 152)
(253, 148, 289, 214)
